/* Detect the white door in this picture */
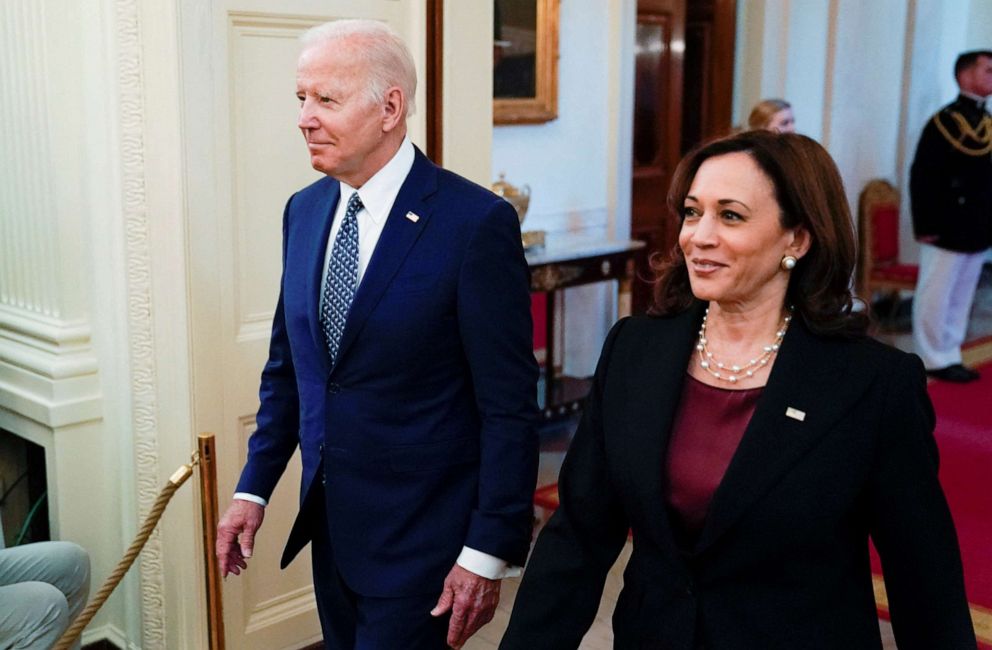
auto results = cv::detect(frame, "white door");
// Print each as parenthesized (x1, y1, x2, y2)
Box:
(183, 2, 426, 648)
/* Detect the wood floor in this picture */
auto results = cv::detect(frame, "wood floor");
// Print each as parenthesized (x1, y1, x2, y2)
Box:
(463, 542, 630, 649)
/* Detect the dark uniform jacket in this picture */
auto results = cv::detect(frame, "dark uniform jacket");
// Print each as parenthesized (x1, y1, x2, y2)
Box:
(910, 94, 992, 252)
(500, 305, 976, 650)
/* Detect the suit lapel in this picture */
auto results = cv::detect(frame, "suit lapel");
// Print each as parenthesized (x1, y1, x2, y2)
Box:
(332, 149, 438, 370)
(304, 179, 340, 372)
(624, 305, 703, 556)
(693, 320, 874, 555)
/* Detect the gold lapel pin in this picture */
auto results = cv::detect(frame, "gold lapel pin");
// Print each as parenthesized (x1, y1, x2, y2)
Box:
(405, 211, 420, 223)
(785, 407, 806, 422)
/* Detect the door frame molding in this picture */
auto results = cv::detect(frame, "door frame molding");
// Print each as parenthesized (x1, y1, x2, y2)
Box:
(426, 0, 444, 164)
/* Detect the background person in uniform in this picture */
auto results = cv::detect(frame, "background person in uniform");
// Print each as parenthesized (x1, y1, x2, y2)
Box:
(910, 49, 992, 383)
(747, 98, 796, 133)
(215, 20, 539, 650)
(500, 131, 975, 649)
(0, 541, 90, 650)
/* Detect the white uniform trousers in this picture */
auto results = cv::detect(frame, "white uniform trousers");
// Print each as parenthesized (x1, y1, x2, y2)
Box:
(912, 243, 987, 370)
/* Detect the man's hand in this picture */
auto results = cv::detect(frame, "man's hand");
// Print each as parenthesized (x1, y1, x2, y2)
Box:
(216, 499, 265, 578)
(430, 564, 501, 649)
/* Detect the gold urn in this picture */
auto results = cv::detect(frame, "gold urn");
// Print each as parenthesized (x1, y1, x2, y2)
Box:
(492, 173, 531, 224)
(492, 173, 544, 249)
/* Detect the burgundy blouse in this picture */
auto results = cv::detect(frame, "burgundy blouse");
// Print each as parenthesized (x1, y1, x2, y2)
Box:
(664, 374, 763, 548)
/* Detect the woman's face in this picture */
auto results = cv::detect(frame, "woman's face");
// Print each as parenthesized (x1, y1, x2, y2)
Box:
(678, 152, 809, 310)
(767, 108, 796, 133)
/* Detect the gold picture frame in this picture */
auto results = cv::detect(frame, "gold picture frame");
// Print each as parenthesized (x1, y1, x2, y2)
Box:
(493, 0, 560, 125)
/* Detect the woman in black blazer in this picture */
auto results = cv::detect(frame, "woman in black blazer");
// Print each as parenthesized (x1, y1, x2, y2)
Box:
(501, 131, 976, 649)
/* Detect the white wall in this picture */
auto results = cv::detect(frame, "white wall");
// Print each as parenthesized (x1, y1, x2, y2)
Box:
(0, 0, 136, 643)
(735, 0, 991, 268)
(827, 0, 909, 215)
(492, 0, 635, 377)
(734, 0, 907, 208)
(492, 0, 610, 236)
(966, 0, 992, 49)
(444, 0, 494, 184)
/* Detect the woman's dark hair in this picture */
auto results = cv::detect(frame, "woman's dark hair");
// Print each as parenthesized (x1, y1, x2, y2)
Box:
(650, 130, 868, 337)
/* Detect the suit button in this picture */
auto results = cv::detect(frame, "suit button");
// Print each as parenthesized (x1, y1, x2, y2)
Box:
(685, 579, 694, 596)
(327, 382, 340, 394)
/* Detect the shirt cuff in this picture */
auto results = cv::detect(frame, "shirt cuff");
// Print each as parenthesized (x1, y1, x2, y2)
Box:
(456, 546, 522, 579)
(233, 492, 268, 507)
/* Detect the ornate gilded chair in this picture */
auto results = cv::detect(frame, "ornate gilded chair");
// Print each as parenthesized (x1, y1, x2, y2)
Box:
(856, 179, 919, 314)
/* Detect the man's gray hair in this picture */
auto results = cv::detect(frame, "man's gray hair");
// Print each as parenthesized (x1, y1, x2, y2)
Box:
(301, 19, 418, 117)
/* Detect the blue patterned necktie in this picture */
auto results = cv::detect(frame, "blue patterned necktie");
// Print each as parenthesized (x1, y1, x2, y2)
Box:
(320, 192, 362, 365)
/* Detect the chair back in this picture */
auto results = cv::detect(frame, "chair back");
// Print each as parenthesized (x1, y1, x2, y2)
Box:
(856, 179, 901, 293)
(870, 204, 901, 264)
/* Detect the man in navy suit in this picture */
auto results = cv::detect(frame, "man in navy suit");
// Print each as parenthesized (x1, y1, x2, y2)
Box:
(215, 19, 539, 649)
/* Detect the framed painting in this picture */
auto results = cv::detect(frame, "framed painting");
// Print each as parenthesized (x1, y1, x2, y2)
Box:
(493, 0, 559, 124)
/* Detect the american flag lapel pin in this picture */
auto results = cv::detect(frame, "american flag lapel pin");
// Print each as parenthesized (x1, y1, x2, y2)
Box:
(785, 407, 806, 422)
(405, 211, 420, 223)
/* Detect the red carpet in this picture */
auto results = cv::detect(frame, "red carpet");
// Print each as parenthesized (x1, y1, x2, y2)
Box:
(871, 358, 992, 646)
(533, 483, 560, 511)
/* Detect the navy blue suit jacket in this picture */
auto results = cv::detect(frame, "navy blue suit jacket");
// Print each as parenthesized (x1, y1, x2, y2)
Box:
(236, 148, 540, 597)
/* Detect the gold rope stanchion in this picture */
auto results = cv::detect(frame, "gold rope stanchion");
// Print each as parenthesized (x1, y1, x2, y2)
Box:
(52, 456, 199, 650)
(198, 434, 225, 650)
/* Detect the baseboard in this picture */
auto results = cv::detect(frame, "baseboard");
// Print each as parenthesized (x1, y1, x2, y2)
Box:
(81, 623, 129, 650)
(82, 640, 123, 650)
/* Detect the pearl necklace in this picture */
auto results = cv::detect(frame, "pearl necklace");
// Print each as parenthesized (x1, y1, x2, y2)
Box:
(695, 307, 792, 384)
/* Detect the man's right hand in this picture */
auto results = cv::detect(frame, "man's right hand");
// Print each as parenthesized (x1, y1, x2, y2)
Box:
(217, 499, 265, 577)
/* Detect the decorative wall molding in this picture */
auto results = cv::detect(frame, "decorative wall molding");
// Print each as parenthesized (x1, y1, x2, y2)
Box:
(0, 1, 61, 321)
(245, 586, 318, 634)
(0, 2, 101, 431)
(0, 308, 92, 349)
(81, 623, 144, 650)
(0, 339, 101, 427)
(114, 0, 167, 647)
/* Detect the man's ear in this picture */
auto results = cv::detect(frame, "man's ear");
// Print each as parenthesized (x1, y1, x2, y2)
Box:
(381, 87, 405, 132)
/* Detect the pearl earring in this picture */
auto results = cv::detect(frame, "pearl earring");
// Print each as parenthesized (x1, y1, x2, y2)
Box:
(781, 255, 798, 271)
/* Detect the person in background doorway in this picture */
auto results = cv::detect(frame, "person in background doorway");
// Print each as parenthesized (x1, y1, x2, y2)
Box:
(910, 49, 992, 383)
(748, 98, 796, 133)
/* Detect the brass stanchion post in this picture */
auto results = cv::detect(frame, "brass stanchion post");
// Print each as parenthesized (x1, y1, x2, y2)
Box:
(198, 434, 225, 650)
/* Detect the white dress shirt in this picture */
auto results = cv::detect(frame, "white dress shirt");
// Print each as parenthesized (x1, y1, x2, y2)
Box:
(235, 137, 519, 580)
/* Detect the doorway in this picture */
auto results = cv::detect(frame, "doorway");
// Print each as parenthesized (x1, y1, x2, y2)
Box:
(630, 0, 736, 313)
